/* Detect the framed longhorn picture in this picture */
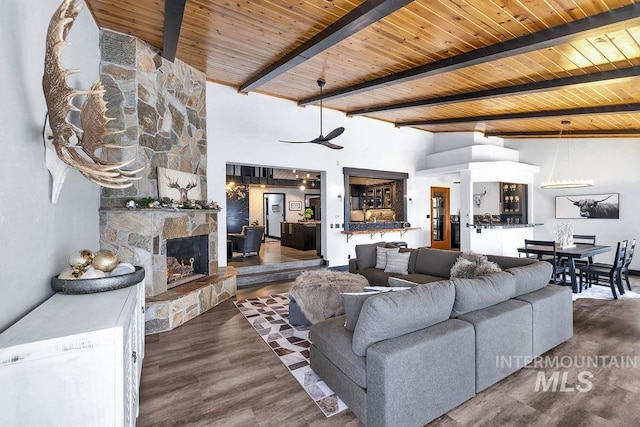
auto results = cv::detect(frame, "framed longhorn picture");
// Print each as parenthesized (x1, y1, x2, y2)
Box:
(158, 167, 203, 203)
(555, 193, 619, 219)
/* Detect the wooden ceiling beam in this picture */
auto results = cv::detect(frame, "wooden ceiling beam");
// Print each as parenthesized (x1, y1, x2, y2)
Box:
(395, 104, 640, 127)
(162, 0, 187, 61)
(485, 130, 640, 138)
(300, 3, 640, 106)
(347, 67, 640, 116)
(238, 0, 414, 94)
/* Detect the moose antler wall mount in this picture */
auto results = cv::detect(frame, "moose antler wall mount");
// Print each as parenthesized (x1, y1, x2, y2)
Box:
(42, 0, 143, 203)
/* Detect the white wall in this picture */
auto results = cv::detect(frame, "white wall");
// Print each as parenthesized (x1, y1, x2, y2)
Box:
(0, 0, 100, 331)
(207, 83, 434, 266)
(472, 182, 500, 215)
(506, 138, 640, 269)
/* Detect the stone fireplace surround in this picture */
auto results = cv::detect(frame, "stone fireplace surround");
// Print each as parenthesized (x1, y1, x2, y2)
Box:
(100, 209, 236, 335)
(97, 30, 236, 335)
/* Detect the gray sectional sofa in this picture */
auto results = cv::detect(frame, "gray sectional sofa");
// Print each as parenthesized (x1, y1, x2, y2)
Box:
(311, 245, 573, 427)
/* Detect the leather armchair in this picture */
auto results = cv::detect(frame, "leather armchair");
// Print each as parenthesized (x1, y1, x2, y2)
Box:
(228, 226, 265, 258)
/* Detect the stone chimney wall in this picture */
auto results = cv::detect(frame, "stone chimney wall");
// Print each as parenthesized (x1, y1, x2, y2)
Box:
(99, 29, 207, 207)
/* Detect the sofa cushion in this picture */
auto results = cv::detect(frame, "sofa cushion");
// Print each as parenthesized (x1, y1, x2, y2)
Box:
(487, 254, 537, 270)
(352, 280, 455, 356)
(309, 316, 368, 388)
(356, 268, 392, 286)
(384, 251, 411, 274)
(401, 248, 419, 274)
(414, 248, 461, 278)
(450, 272, 516, 317)
(356, 242, 386, 269)
(341, 291, 383, 332)
(375, 246, 399, 269)
(507, 261, 552, 296)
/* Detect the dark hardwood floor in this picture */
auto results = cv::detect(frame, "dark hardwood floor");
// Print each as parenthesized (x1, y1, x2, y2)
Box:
(228, 240, 321, 268)
(138, 276, 640, 426)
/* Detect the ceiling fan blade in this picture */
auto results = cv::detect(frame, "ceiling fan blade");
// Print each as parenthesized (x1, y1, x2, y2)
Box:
(279, 135, 323, 144)
(319, 140, 344, 150)
(321, 127, 345, 141)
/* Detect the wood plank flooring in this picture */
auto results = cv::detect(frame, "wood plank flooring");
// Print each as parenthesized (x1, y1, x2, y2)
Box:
(138, 277, 640, 426)
(228, 241, 321, 268)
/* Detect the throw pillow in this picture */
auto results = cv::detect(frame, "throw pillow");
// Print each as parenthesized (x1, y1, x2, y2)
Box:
(384, 251, 411, 274)
(355, 242, 386, 269)
(450, 251, 502, 279)
(375, 246, 399, 269)
(341, 291, 382, 331)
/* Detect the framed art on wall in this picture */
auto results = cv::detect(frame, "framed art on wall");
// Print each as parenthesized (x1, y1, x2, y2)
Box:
(289, 201, 302, 211)
(555, 193, 619, 219)
(158, 167, 202, 203)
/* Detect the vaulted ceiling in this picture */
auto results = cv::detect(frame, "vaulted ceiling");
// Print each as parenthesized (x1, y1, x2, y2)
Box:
(85, 0, 640, 138)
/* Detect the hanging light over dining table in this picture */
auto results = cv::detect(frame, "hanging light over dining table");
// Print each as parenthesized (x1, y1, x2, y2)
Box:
(540, 120, 594, 189)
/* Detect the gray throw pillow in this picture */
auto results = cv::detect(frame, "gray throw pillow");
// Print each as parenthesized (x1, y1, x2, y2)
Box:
(375, 246, 399, 269)
(341, 292, 382, 331)
(384, 251, 411, 274)
(355, 242, 386, 270)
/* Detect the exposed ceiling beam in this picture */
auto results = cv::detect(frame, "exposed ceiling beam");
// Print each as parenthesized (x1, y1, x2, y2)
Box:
(485, 130, 640, 138)
(238, 0, 414, 94)
(347, 67, 640, 116)
(395, 103, 640, 127)
(299, 3, 640, 106)
(162, 0, 187, 61)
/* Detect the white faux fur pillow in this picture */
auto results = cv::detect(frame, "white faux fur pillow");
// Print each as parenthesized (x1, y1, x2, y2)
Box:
(450, 251, 501, 279)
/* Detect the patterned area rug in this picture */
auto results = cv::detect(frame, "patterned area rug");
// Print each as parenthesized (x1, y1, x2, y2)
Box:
(234, 294, 348, 417)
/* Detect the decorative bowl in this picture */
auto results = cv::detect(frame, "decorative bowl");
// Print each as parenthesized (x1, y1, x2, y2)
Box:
(51, 266, 145, 294)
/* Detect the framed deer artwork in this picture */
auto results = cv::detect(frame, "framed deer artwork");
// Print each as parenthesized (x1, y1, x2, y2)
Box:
(157, 167, 203, 203)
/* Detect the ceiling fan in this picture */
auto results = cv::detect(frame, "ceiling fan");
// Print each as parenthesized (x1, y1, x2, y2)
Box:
(280, 79, 345, 149)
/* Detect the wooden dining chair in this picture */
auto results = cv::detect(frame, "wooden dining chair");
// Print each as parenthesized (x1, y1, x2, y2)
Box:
(579, 240, 627, 299)
(524, 239, 566, 285)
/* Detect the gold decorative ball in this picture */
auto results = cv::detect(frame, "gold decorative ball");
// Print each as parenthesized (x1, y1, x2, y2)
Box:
(92, 250, 119, 272)
(68, 249, 94, 268)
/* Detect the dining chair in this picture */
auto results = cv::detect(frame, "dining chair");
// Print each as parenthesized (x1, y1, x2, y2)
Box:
(523, 239, 567, 285)
(568, 234, 597, 276)
(579, 240, 627, 299)
(621, 239, 636, 291)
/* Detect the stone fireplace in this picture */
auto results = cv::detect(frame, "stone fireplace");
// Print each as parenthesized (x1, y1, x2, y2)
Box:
(97, 30, 236, 335)
(166, 235, 209, 288)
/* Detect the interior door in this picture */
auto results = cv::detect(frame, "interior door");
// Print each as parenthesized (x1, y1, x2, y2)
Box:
(264, 193, 284, 238)
(430, 187, 451, 249)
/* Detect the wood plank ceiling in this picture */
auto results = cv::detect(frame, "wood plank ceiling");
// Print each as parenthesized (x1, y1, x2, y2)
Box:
(85, 0, 640, 138)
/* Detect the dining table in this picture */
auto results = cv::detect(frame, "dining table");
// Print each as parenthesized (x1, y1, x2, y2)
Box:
(516, 243, 612, 293)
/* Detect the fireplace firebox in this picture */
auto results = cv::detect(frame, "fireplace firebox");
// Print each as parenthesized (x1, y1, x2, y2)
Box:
(166, 235, 209, 289)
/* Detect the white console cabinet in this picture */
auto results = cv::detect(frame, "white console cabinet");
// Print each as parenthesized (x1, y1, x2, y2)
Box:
(0, 282, 145, 426)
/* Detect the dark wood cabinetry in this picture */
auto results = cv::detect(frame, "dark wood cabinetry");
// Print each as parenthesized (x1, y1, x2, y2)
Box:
(281, 222, 317, 251)
(500, 182, 527, 224)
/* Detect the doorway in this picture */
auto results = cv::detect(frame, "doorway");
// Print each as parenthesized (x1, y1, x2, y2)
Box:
(430, 187, 451, 249)
(263, 193, 285, 239)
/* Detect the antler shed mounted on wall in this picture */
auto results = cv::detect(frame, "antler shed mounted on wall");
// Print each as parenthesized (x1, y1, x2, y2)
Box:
(42, 0, 143, 203)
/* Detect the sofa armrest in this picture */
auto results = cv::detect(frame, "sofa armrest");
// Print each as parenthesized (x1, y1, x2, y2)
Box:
(365, 319, 475, 427)
(348, 258, 358, 273)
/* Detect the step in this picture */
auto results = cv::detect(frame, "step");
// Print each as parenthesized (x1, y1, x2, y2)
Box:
(234, 258, 324, 275)
(237, 264, 326, 287)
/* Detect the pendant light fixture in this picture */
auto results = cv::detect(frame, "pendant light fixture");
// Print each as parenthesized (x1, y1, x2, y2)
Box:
(540, 120, 594, 189)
